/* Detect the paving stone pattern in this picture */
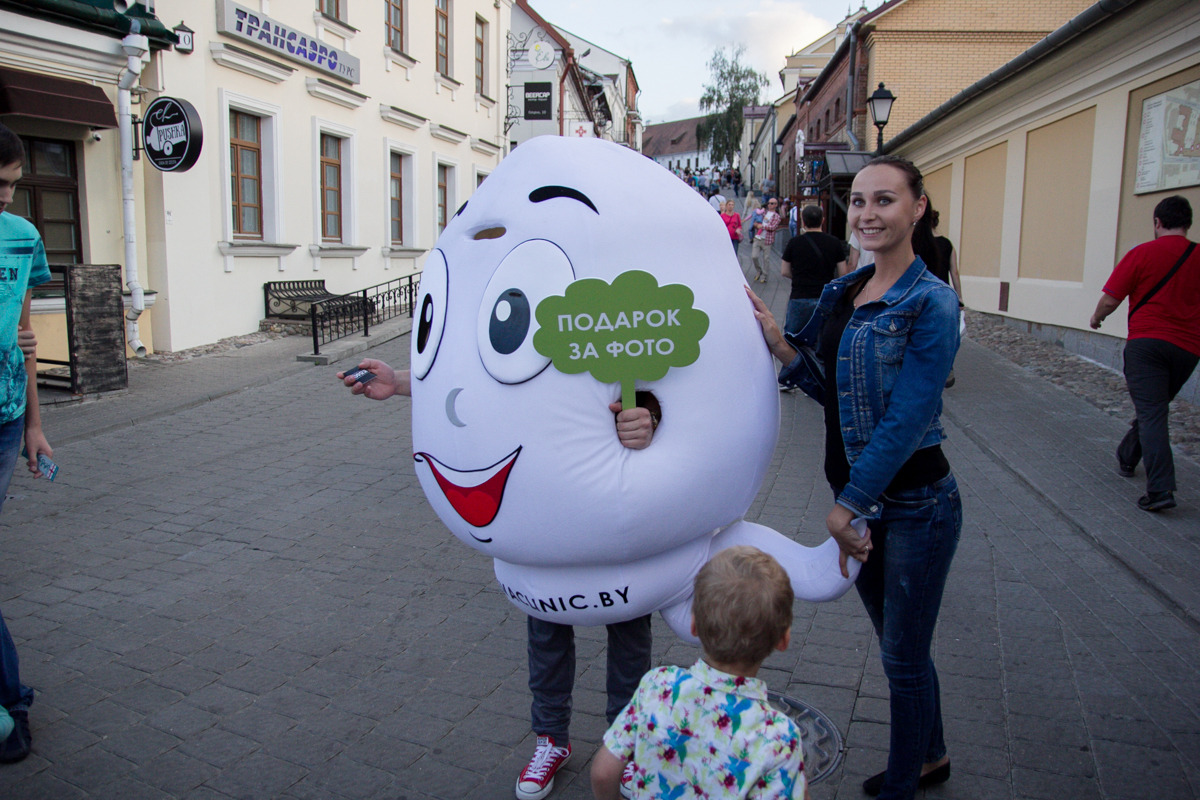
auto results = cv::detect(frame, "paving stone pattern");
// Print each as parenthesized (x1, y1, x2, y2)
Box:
(0, 252, 1196, 798)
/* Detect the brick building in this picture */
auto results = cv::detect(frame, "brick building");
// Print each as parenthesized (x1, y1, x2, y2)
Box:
(790, 0, 1094, 236)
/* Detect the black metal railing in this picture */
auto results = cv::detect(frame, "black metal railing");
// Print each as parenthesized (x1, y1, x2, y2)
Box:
(310, 273, 422, 355)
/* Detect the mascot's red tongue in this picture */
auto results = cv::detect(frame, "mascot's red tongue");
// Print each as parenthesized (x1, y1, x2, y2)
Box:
(414, 448, 520, 528)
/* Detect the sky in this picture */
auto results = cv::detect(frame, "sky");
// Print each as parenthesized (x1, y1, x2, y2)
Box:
(529, 0, 876, 124)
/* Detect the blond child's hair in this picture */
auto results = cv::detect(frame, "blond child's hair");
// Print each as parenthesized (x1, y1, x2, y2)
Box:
(692, 546, 793, 666)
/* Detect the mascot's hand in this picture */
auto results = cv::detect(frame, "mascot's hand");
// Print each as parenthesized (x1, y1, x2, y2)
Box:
(609, 402, 654, 450)
(827, 503, 871, 579)
(338, 359, 410, 400)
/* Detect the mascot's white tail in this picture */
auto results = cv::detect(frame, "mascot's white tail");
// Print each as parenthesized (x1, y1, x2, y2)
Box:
(660, 519, 867, 642)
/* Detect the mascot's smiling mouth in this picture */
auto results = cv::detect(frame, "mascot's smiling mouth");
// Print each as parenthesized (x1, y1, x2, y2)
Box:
(413, 447, 522, 538)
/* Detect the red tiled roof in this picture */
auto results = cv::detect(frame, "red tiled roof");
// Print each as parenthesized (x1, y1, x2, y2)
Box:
(641, 116, 705, 158)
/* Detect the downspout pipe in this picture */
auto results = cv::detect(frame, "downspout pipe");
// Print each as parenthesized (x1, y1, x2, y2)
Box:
(558, 53, 569, 136)
(117, 29, 149, 357)
(844, 21, 861, 150)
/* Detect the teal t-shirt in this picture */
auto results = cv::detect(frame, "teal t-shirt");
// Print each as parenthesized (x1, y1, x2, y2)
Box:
(0, 212, 51, 424)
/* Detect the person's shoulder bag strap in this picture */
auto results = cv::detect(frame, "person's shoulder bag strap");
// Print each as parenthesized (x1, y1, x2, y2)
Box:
(801, 232, 823, 261)
(1130, 242, 1196, 318)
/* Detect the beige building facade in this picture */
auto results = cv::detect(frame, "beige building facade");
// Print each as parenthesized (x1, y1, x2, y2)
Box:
(140, 0, 511, 352)
(891, 0, 1200, 400)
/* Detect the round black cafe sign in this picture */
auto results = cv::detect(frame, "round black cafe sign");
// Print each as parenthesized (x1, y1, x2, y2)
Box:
(142, 97, 203, 172)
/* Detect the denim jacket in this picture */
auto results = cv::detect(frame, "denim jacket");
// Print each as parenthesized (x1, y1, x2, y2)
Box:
(778, 257, 960, 518)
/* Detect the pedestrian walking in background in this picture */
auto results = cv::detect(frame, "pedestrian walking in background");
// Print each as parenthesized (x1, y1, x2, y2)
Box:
(912, 197, 963, 388)
(751, 197, 781, 284)
(761, 173, 776, 205)
(0, 122, 55, 765)
(1090, 195, 1200, 512)
(732, 167, 742, 197)
(780, 204, 845, 339)
(721, 199, 743, 256)
(749, 155, 961, 800)
(847, 229, 875, 271)
(742, 193, 762, 263)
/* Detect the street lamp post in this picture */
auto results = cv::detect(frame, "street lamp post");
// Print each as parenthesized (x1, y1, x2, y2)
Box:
(867, 82, 896, 155)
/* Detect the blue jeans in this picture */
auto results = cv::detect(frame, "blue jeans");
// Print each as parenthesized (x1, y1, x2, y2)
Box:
(854, 473, 961, 800)
(527, 615, 652, 743)
(0, 414, 34, 713)
(784, 298, 820, 338)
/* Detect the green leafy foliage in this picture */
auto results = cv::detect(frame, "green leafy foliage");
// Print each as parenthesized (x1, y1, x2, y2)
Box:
(697, 45, 769, 169)
(533, 270, 709, 410)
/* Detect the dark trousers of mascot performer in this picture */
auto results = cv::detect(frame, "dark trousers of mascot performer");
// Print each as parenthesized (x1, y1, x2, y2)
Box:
(516, 615, 651, 799)
(527, 616, 652, 735)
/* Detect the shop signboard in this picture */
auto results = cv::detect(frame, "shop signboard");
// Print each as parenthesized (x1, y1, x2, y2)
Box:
(143, 97, 203, 172)
(524, 83, 552, 120)
(216, 0, 361, 84)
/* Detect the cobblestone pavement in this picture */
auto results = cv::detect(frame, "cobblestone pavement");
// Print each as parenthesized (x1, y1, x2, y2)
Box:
(964, 310, 1200, 462)
(0, 252, 1196, 799)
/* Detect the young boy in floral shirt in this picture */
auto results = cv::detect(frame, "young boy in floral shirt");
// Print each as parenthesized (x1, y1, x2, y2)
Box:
(591, 546, 809, 799)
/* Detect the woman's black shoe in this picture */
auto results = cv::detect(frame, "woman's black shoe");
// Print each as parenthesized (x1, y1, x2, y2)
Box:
(862, 762, 950, 796)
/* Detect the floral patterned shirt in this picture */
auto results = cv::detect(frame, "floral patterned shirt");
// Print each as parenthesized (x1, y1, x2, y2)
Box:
(603, 660, 806, 799)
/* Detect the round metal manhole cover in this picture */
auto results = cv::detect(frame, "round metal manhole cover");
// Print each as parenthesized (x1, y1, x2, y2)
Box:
(767, 691, 844, 784)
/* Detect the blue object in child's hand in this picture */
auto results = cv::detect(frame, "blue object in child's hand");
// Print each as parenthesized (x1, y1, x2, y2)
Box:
(37, 453, 58, 482)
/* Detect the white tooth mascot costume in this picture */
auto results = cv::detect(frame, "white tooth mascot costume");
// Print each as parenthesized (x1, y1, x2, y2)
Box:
(411, 136, 859, 642)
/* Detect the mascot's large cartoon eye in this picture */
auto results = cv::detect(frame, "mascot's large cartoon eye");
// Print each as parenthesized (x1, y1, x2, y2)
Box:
(412, 250, 449, 380)
(476, 240, 575, 384)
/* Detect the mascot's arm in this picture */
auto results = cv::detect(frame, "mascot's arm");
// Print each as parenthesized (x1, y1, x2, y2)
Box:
(659, 520, 866, 646)
(712, 521, 863, 602)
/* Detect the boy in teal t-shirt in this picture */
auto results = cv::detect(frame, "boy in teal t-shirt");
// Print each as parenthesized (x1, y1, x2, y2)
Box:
(0, 122, 54, 765)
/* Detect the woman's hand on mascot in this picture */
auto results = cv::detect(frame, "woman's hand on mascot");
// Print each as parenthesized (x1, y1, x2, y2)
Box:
(609, 402, 655, 450)
(827, 503, 871, 578)
(337, 359, 410, 400)
(745, 286, 797, 364)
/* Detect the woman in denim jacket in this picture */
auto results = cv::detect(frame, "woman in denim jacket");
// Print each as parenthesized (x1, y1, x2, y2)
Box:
(748, 156, 962, 800)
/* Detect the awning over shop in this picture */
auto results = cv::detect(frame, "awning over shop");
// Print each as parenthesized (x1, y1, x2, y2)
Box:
(824, 151, 875, 180)
(0, 67, 118, 129)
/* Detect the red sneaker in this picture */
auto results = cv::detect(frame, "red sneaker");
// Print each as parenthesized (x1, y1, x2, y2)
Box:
(515, 735, 572, 800)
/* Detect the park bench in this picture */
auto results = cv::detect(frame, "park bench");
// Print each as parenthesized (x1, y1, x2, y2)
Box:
(263, 279, 337, 319)
(263, 279, 374, 320)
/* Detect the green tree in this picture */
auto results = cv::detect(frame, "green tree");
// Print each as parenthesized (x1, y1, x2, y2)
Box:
(696, 45, 768, 168)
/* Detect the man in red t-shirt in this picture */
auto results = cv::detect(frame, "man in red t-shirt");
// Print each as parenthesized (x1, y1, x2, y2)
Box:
(1090, 195, 1199, 512)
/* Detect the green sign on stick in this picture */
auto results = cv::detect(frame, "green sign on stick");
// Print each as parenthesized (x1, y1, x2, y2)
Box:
(533, 270, 710, 411)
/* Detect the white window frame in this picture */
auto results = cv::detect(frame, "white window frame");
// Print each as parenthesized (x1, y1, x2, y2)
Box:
(433, 154, 458, 239)
(473, 166, 490, 191)
(385, 0, 407, 54)
(474, 15, 488, 98)
(383, 139, 421, 263)
(311, 118, 366, 269)
(217, 90, 294, 272)
(435, 0, 453, 78)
